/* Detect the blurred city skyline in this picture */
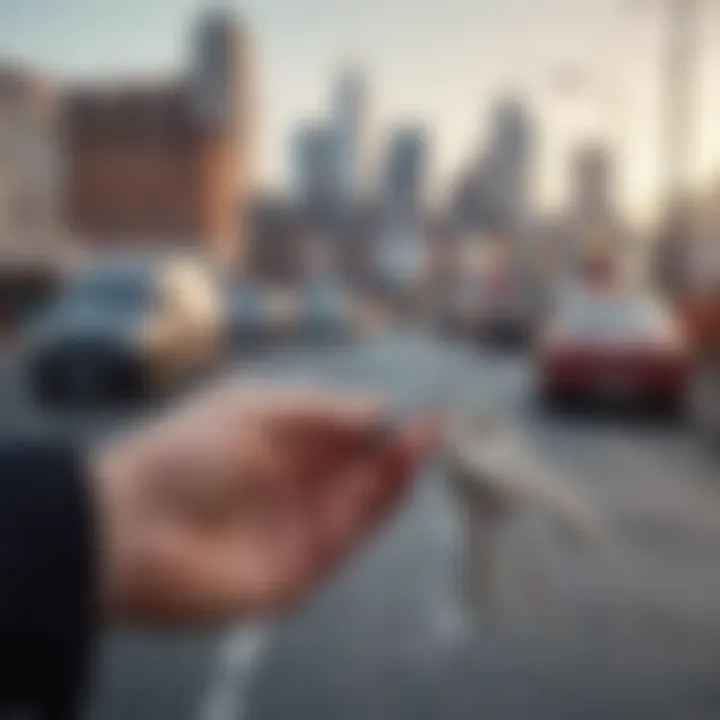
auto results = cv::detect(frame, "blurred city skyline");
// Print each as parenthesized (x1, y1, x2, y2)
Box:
(5, 0, 720, 218)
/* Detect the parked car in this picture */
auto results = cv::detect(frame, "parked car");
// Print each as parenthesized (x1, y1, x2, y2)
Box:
(227, 282, 275, 347)
(690, 355, 720, 447)
(477, 267, 540, 346)
(437, 278, 484, 338)
(295, 282, 355, 342)
(266, 287, 301, 340)
(27, 255, 225, 406)
(537, 289, 690, 412)
(0, 262, 61, 341)
(440, 266, 539, 346)
(682, 285, 720, 446)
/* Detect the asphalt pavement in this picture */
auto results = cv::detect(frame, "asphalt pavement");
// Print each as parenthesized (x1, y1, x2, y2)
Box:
(4, 331, 720, 720)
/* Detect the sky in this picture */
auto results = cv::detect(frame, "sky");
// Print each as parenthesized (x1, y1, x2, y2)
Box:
(2, 0, 720, 218)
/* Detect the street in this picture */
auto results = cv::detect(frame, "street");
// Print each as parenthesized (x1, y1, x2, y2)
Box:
(5, 331, 720, 719)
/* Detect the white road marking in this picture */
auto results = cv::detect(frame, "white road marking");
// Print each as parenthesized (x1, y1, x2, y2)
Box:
(198, 623, 270, 720)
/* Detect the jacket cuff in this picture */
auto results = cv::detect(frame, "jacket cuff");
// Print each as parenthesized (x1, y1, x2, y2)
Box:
(0, 442, 97, 714)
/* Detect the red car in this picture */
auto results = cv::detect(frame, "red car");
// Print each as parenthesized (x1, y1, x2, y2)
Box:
(538, 290, 690, 412)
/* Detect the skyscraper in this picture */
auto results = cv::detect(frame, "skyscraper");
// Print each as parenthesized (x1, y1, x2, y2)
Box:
(383, 125, 428, 219)
(331, 69, 368, 212)
(571, 144, 613, 227)
(191, 9, 250, 135)
(564, 142, 627, 271)
(290, 122, 336, 221)
(481, 96, 534, 238)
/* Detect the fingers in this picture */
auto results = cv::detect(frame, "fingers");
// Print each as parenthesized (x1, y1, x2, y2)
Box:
(259, 388, 388, 480)
(212, 382, 380, 428)
(264, 389, 384, 438)
(315, 415, 443, 570)
(215, 416, 442, 616)
(119, 408, 443, 623)
(364, 414, 444, 524)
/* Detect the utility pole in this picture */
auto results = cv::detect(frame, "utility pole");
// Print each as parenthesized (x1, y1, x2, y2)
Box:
(665, 0, 701, 201)
(635, 0, 704, 297)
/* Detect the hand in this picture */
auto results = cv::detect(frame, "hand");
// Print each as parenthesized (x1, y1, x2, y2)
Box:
(91, 383, 440, 624)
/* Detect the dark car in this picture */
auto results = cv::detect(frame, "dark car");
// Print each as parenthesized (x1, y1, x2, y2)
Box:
(227, 282, 275, 348)
(295, 283, 355, 343)
(440, 268, 539, 347)
(690, 358, 720, 447)
(476, 268, 539, 346)
(0, 262, 61, 340)
(27, 256, 224, 406)
(682, 286, 720, 448)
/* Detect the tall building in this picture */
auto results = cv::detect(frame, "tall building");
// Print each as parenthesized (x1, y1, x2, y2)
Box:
(0, 63, 61, 264)
(290, 68, 370, 228)
(331, 69, 368, 212)
(245, 193, 303, 282)
(564, 142, 627, 271)
(191, 11, 248, 133)
(481, 96, 534, 237)
(64, 9, 251, 267)
(290, 122, 336, 221)
(571, 145, 613, 226)
(450, 165, 485, 231)
(383, 125, 428, 219)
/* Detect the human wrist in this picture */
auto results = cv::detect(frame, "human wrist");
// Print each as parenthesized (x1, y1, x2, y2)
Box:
(88, 439, 145, 621)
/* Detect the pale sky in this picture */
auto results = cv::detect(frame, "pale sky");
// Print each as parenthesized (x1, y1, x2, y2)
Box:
(2, 0, 720, 218)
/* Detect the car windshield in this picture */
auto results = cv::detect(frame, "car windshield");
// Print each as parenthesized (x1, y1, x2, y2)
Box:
(306, 285, 345, 310)
(67, 269, 153, 314)
(561, 295, 671, 338)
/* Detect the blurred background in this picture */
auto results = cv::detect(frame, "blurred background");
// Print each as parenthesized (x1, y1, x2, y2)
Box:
(3, 0, 720, 718)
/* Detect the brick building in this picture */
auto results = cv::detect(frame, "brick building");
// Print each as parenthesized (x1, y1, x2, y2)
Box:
(63, 10, 250, 267)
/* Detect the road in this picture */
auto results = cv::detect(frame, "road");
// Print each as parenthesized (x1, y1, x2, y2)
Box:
(4, 331, 720, 719)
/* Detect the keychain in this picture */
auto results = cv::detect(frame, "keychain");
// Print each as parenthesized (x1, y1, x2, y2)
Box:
(440, 410, 602, 629)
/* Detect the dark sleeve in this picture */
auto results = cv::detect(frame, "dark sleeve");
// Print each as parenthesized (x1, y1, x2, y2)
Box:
(0, 442, 97, 719)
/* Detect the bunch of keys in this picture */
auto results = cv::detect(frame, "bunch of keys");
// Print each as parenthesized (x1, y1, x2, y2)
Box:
(371, 406, 602, 630)
(443, 411, 602, 629)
